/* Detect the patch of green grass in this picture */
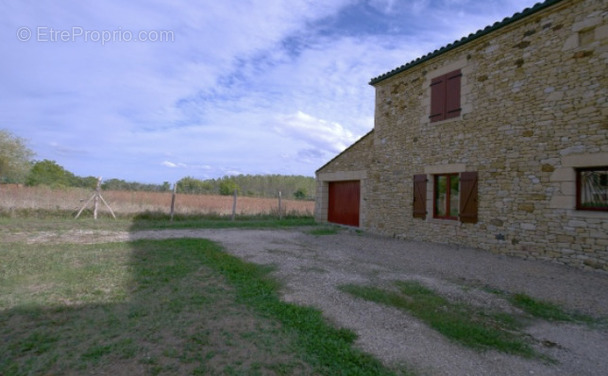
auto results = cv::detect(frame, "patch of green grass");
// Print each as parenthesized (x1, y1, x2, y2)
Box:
(307, 226, 339, 236)
(0, 240, 308, 374)
(0, 207, 83, 220)
(340, 281, 537, 358)
(477, 285, 605, 327)
(0, 242, 133, 308)
(173, 238, 401, 375)
(10, 330, 59, 355)
(509, 293, 598, 325)
(0, 216, 134, 234)
(510, 293, 571, 321)
(1, 237, 402, 375)
(131, 213, 316, 230)
(0, 213, 317, 238)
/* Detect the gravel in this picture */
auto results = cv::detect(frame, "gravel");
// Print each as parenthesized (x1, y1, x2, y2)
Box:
(191, 228, 608, 376)
(9, 227, 608, 375)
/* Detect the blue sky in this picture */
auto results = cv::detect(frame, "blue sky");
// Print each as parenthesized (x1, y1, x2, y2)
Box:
(1, 0, 539, 184)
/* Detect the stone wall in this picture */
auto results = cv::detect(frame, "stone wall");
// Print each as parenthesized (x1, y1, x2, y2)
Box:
(319, 0, 608, 271)
(315, 131, 374, 225)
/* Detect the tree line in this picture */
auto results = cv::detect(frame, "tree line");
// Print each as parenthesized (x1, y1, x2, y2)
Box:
(0, 129, 315, 199)
(175, 174, 315, 199)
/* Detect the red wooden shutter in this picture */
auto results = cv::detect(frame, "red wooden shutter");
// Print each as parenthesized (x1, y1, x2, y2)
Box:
(413, 174, 427, 219)
(430, 70, 461, 122)
(459, 171, 478, 223)
(429, 76, 446, 122)
(446, 70, 462, 119)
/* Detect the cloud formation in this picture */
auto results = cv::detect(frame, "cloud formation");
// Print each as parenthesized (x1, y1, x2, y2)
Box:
(276, 111, 358, 155)
(1, 0, 540, 183)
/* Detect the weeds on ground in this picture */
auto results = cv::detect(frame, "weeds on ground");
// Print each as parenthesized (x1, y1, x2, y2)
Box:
(131, 212, 316, 230)
(340, 281, 538, 358)
(2, 240, 303, 375)
(475, 284, 603, 326)
(342, 280, 608, 360)
(507, 293, 602, 326)
(0, 211, 316, 235)
(306, 226, 340, 236)
(0, 238, 400, 375)
(190, 238, 402, 375)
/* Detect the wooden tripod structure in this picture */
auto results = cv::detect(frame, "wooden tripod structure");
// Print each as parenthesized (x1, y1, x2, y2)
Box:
(75, 177, 116, 220)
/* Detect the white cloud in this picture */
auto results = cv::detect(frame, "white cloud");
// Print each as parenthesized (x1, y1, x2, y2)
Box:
(0, 0, 541, 183)
(161, 161, 178, 168)
(275, 111, 358, 154)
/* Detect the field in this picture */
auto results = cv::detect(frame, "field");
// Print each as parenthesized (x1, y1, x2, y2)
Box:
(0, 218, 395, 375)
(0, 185, 314, 217)
(0, 185, 396, 375)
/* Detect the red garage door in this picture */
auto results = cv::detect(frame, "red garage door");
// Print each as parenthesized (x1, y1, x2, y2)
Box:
(328, 181, 360, 227)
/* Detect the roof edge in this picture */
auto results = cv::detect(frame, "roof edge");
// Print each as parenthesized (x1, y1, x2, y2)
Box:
(369, 0, 565, 85)
(315, 129, 374, 174)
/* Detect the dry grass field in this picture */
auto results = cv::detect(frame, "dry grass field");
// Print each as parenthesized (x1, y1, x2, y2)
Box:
(0, 184, 314, 217)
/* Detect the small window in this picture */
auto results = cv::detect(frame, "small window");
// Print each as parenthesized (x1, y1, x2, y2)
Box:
(413, 171, 477, 223)
(434, 174, 459, 220)
(576, 167, 608, 211)
(430, 69, 462, 122)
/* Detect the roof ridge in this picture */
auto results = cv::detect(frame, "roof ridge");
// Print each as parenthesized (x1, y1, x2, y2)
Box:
(369, 0, 565, 85)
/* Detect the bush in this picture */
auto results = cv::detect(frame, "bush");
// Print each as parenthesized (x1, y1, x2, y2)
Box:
(26, 160, 76, 188)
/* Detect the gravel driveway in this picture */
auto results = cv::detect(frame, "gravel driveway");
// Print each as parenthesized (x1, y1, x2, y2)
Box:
(186, 228, 608, 376)
(10, 227, 608, 375)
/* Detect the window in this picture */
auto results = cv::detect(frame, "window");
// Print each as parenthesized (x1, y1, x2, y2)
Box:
(434, 174, 459, 219)
(576, 167, 608, 211)
(430, 69, 462, 122)
(412, 171, 477, 223)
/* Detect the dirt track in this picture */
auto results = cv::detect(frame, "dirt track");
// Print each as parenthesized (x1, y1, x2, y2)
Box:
(6, 227, 608, 375)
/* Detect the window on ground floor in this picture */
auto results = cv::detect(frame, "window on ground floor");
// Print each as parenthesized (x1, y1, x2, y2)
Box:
(413, 171, 477, 223)
(434, 174, 459, 219)
(576, 167, 608, 211)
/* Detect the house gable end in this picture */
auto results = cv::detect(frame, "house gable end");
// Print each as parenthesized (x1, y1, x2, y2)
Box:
(369, 0, 566, 86)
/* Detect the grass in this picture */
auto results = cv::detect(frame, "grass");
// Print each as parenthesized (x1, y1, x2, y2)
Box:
(195, 238, 400, 375)
(0, 237, 399, 375)
(342, 280, 608, 359)
(340, 281, 538, 358)
(306, 226, 340, 236)
(476, 284, 603, 326)
(0, 186, 318, 238)
(508, 293, 601, 326)
(0, 212, 317, 236)
(131, 212, 316, 230)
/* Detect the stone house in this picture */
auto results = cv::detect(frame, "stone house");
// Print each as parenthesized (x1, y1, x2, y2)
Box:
(315, 0, 608, 271)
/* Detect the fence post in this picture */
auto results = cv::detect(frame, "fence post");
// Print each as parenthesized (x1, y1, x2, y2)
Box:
(75, 177, 116, 220)
(93, 177, 101, 220)
(170, 182, 177, 222)
(231, 189, 237, 221)
(278, 191, 282, 220)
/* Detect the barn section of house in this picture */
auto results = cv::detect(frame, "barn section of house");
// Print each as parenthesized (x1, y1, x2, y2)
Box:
(315, 0, 608, 271)
(315, 131, 374, 227)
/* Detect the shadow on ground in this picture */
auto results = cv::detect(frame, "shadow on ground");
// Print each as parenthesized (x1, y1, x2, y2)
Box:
(0, 215, 313, 375)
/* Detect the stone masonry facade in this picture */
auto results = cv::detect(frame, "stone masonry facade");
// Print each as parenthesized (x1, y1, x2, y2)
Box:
(316, 0, 608, 271)
(315, 131, 374, 225)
